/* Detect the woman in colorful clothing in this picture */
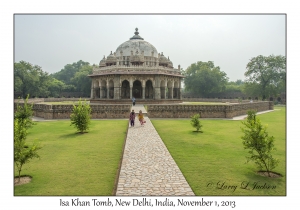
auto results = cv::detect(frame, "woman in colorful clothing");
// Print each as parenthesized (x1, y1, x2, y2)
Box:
(138, 110, 146, 126)
(129, 110, 135, 127)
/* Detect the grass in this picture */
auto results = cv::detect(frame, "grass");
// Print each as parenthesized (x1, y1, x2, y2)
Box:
(14, 106, 286, 196)
(14, 120, 128, 196)
(151, 107, 286, 196)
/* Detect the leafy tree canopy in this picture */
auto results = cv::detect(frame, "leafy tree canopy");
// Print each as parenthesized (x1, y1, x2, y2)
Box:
(14, 61, 50, 98)
(52, 60, 90, 85)
(244, 55, 286, 100)
(184, 61, 228, 97)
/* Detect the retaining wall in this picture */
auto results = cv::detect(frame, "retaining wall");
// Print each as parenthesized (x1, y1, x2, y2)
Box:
(14, 100, 273, 119)
(147, 101, 273, 118)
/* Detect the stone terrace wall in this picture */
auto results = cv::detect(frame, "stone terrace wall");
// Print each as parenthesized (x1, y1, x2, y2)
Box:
(147, 101, 273, 118)
(182, 98, 254, 103)
(44, 98, 89, 102)
(14, 103, 131, 119)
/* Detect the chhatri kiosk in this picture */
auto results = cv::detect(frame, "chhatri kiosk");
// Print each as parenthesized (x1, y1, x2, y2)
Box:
(89, 28, 184, 104)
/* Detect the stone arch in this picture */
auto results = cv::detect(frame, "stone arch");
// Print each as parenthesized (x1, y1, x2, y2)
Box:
(133, 80, 142, 98)
(167, 80, 173, 99)
(145, 80, 153, 99)
(121, 80, 130, 99)
(160, 80, 166, 99)
(94, 80, 100, 98)
(101, 79, 107, 98)
(174, 81, 179, 99)
(109, 79, 114, 99)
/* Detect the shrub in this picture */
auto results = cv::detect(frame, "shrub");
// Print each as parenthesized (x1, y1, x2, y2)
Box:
(14, 95, 35, 129)
(70, 99, 92, 134)
(241, 110, 279, 177)
(14, 118, 41, 182)
(190, 114, 203, 132)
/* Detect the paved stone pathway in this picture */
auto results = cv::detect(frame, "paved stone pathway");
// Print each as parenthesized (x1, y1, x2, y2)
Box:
(116, 104, 195, 196)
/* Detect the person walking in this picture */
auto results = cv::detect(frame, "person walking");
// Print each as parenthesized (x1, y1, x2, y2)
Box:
(132, 97, 136, 106)
(138, 110, 146, 126)
(129, 110, 136, 127)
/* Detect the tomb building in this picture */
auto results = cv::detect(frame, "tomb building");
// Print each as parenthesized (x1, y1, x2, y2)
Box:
(89, 28, 184, 103)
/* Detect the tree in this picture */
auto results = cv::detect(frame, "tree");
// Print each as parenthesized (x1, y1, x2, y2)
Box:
(14, 61, 51, 98)
(70, 99, 92, 134)
(52, 60, 90, 85)
(244, 55, 286, 100)
(71, 65, 93, 96)
(14, 118, 41, 182)
(241, 110, 279, 177)
(47, 77, 66, 97)
(14, 95, 35, 129)
(184, 61, 228, 97)
(14, 95, 41, 182)
(190, 114, 203, 132)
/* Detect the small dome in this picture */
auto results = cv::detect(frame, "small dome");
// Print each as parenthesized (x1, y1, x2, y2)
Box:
(159, 52, 168, 65)
(167, 56, 173, 68)
(99, 56, 106, 67)
(106, 51, 117, 64)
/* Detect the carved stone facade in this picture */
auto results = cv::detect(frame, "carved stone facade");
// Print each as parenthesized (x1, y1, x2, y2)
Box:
(89, 28, 184, 103)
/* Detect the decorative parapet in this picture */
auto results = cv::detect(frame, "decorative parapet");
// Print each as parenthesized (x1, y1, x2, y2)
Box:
(91, 65, 182, 77)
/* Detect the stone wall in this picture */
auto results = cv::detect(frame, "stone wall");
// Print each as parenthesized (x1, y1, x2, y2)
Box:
(44, 104, 131, 119)
(182, 98, 254, 103)
(14, 103, 131, 119)
(14, 100, 273, 119)
(147, 101, 273, 118)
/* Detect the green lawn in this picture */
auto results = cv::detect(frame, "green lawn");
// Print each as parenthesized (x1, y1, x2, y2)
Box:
(14, 107, 286, 196)
(14, 120, 128, 196)
(152, 107, 286, 196)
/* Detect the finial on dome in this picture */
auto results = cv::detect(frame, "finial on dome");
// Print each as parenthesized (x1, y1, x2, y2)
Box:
(130, 28, 144, 40)
(135, 28, 139, 35)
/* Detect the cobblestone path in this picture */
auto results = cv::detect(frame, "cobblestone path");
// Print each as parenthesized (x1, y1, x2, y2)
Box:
(116, 105, 194, 196)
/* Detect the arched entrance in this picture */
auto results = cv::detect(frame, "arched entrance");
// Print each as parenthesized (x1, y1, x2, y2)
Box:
(121, 80, 130, 99)
(160, 80, 166, 99)
(174, 81, 179, 99)
(145, 80, 153, 99)
(133, 80, 142, 98)
(109, 80, 114, 99)
(101, 80, 107, 98)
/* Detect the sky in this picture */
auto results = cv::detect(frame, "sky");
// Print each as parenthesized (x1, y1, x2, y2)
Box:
(14, 14, 285, 82)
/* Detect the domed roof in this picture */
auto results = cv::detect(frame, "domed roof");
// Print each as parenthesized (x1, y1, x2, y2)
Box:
(99, 55, 106, 67)
(106, 51, 117, 64)
(167, 56, 173, 68)
(115, 28, 158, 57)
(159, 52, 168, 65)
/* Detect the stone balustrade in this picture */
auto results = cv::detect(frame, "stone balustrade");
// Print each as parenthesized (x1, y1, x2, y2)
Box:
(92, 65, 181, 76)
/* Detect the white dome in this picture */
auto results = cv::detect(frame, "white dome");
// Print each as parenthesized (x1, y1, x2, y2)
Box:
(115, 28, 158, 57)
